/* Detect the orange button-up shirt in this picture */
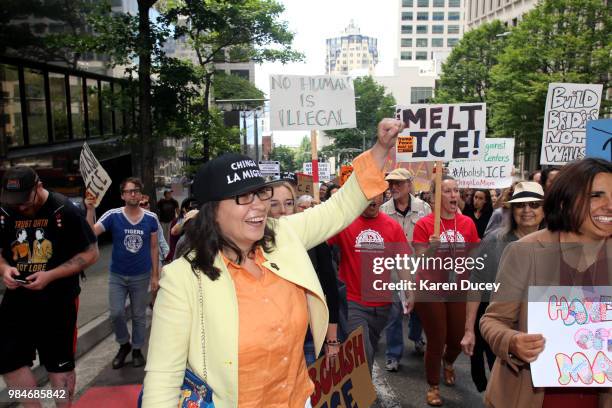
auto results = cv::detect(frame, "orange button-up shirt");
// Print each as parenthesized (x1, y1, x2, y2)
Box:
(222, 249, 313, 408)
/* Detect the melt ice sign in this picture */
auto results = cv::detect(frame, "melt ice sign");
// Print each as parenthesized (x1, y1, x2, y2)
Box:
(528, 286, 612, 387)
(395, 103, 486, 162)
(269, 75, 357, 131)
(79, 142, 111, 208)
(540, 83, 603, 165)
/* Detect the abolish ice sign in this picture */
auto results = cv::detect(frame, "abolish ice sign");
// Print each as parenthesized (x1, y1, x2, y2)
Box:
(394, 103, 486, 162)
(269, 75, 357, 131)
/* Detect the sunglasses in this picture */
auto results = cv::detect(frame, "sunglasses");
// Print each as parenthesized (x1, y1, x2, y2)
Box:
(512, 201, 542, 209)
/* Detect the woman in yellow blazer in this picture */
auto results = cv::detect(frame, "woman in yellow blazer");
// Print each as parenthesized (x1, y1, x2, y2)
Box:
(142, 119, 403, 408)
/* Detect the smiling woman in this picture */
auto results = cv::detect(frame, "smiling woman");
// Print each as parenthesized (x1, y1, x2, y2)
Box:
(142, 118, 404, 408)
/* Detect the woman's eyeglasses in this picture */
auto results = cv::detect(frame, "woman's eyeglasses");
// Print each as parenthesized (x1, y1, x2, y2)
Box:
(270, 199, 295, 209)
(235, 186, 273, 205)
(512, 201, 542, 209)
(139, 201, 149, 207)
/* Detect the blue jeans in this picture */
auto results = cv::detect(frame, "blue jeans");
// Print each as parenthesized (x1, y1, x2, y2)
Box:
(385, 301, 424, 361)
(109, 272, 150, 349)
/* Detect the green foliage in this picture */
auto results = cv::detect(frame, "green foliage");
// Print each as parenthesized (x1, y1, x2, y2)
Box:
(268, 145, 297, 172)
(293, 135, 312, 171)
(488, 0, 611, 152)
(213, 72, 265, 109)
(435, 20, 507, 104)
(325, 76, 396, 151)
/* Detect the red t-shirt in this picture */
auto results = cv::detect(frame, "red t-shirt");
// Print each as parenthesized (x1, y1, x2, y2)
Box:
(328, 212, 407, 307)
(412, 212, 480, 244)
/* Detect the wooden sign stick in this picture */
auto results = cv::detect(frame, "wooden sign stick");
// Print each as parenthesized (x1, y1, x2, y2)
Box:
(433, 161, 443, 238)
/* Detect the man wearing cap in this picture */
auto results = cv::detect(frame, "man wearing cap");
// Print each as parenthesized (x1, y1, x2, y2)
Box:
(85, 177, 159, 370)
(157, 189, 179, 243)
(0, 166, 99, 406)
(380, 167, 431, 371)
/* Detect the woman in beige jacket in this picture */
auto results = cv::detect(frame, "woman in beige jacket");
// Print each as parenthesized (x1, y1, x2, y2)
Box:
(480, 158, 611, 408)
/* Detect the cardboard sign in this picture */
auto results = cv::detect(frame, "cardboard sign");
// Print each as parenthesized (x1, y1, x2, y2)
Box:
(528, 286, 612, 387)
(79, 142, 111, 207)
(540, 83, 603, 165)
(303, 162, 331, 181)
(448, 138, 515, 189)
(259, 160, 281, 177)
(269, 75, 357, 131)
(585, 119, 612, 162)
(296, 172, 313, 196)
(395, 103, 486, 162)
(308, 327, 376, 408)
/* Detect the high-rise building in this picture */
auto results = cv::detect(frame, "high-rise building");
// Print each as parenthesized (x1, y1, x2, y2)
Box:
(325, 21, 378, 76)
(397, 0, 464, 69)
(464, 0, 536, 30)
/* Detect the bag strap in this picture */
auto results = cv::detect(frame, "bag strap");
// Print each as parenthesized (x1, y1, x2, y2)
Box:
(195, 272, 208, 382)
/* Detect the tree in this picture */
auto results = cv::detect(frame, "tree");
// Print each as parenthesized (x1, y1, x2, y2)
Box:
(268, 145, 297, 172)
(435, 20, 507, 104)
(488, 0, 611, 154)
(294, 135, 311, 171)
(325, 76, 396, 151)
(213, 72, 265, 107)
(162, 0, 303, 161)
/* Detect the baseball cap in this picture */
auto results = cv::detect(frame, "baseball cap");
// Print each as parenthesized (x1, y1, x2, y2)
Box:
(1, 167, 39, 205)
(506, 181, 544, 204)
(385, 168, 414, 182)
(192, 153, 274, 203)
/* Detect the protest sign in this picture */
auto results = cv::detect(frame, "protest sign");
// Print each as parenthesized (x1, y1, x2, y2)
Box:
(308, 327, 376, 408)
(394, 103, 486, 162)
(303, 162, 331, 181)
(296, 172, 313, 196)
(540, 83, 603, 165)
(528, 286, 612, 387)
(585, 119, 612, 162)
(269, 75, 357, 131)
(258, 160, 281, 178)
(79, 142, 111, 207)
(448, 138, 514, 189)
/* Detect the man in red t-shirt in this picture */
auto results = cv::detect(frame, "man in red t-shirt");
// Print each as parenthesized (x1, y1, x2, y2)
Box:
(328, 194, 407, 372)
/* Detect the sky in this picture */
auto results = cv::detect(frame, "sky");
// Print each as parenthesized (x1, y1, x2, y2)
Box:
(254, 0, 399, 146)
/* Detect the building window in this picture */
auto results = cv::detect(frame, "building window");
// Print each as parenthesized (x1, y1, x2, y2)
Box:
(411, 87, 433, 103)
(449, 0, 461, 6)
(416, 25, 428, 34)
(432, 38, 444, 47)
(432, 11, 444, 20)
(448, 25, 460, 33)
(69, 76, 85, 139)
(512, 17, 518, 26)
(87, 79, 100, 137)
(230, 70, 250, 80)
(24, 68, 48, 145)
(401, 51, 412, 60)
(417, 0, 429, 6)
(432, 25, 445, 33)
(416, 38, 428, 47)
(415, 51, 428, 60)
(48, 72, 69, 142)
(417, 12, 429, 20)
(401, 25, 413, 34)
(0, 64, 24, 147)
(401, 38, 413, 47)
(402, 11, 413, 20)
(433, 0, 445, 6)
(402, 0, 413, 6)
(100, 81, 112, 135)
(447, 38, 459, 47)
(448, 11, 461, 20)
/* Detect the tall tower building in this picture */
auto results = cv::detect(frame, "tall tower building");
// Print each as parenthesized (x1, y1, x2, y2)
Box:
(397, 0, 464, 69)
(325, 21, 379, 76)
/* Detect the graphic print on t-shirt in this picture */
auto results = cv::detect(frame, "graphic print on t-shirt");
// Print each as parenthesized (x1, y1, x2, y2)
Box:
(440, 229, 465, 243)
(123, 228, 144, 253)
(354, 228, 385, 252)
(11, 219, 54, 274)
